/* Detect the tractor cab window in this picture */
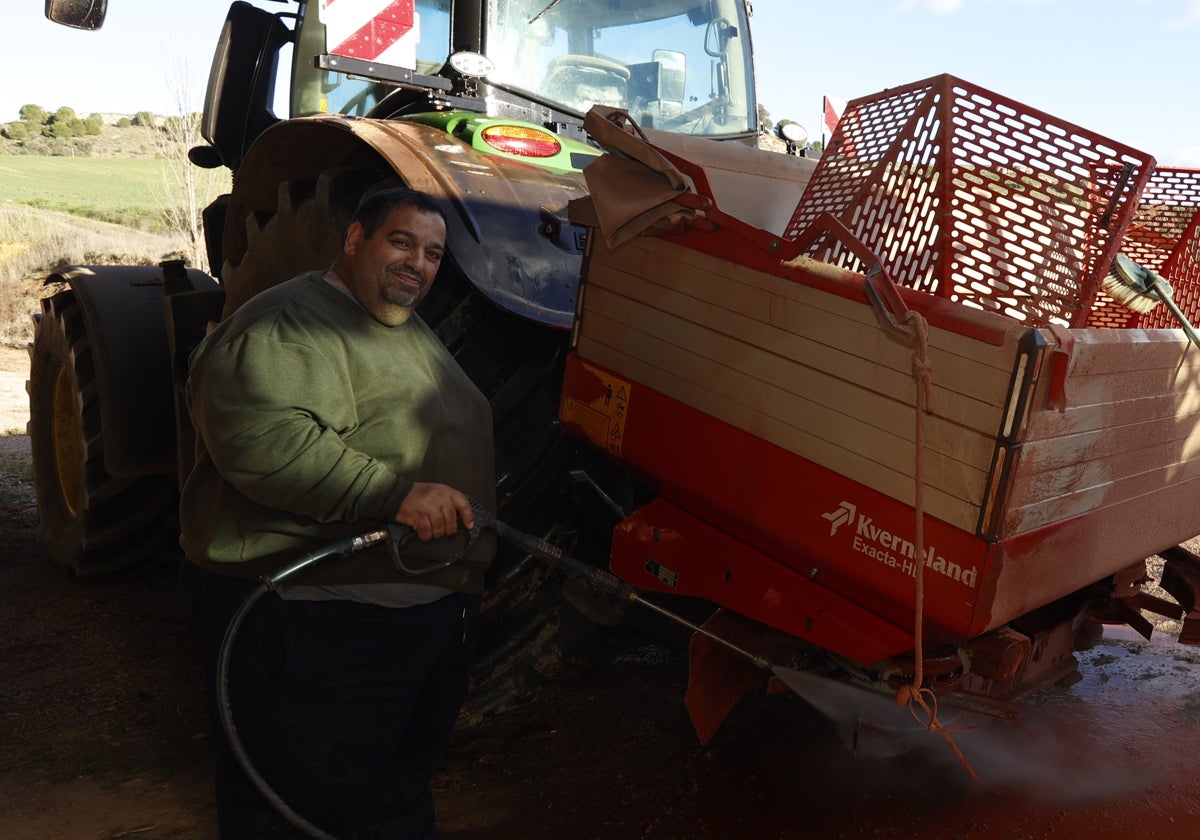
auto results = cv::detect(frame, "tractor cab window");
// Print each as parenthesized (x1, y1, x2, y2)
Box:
(290, 0, 452, 117)
(485, 0, 756, 137)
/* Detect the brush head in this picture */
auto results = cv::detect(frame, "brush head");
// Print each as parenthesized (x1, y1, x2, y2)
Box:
(1102, 253, 1172, 314)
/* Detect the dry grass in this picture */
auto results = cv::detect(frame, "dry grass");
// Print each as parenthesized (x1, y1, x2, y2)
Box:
(0, 203, 189, 347)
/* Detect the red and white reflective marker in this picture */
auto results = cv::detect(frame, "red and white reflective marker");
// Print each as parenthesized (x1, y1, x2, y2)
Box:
(320, 0, 419, 70)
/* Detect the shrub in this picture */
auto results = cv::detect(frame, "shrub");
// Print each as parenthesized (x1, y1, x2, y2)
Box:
(2, 121, 31, 141)
(43, 120, 77, 139)
(0, 204, 189, 346)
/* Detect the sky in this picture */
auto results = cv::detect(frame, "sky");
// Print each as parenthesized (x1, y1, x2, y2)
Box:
(5, 0, 1199, 166)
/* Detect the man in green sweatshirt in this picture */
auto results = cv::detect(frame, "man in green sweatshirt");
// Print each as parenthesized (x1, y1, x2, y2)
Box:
(178, 186, 495, 839)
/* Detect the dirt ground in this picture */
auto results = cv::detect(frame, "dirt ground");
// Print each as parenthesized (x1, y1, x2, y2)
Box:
(3, 344, 1200, 840)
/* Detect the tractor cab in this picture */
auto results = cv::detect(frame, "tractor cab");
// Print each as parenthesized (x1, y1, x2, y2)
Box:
(285, 0, 757, 139)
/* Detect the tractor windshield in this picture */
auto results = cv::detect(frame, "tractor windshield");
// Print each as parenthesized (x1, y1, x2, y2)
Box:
(485, 0, 757, 137)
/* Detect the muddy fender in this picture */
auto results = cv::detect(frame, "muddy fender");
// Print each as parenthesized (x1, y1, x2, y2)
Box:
(220, 116, 590, 326)
(44, 264, 218, 478)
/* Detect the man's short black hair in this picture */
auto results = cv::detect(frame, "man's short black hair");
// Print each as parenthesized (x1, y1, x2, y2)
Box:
(353, 187, 447, 238)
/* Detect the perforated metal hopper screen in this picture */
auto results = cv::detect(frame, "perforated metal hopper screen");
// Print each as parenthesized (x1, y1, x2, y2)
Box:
(786, 74, 1156, 328)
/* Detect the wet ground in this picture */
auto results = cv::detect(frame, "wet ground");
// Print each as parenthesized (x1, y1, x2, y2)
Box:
(433, 625, 1200, 839)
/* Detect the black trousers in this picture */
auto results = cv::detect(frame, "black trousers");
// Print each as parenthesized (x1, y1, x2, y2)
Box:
(179, 561, 479, 839)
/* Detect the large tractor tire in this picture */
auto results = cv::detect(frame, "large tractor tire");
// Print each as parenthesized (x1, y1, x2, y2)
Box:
(28, 291, 177, 577)
(221, 165, 633, 721)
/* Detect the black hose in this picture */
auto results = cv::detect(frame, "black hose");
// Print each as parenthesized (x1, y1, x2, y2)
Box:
(214, 530, 389, 840)
(216, 582, 337, 840)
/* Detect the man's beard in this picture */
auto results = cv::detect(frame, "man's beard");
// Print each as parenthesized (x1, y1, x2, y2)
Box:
(379, 266, 425, 309)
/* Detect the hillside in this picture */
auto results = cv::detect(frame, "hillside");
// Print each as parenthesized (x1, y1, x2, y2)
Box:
(0, 111, 192, 157)
(1, 117, 168, 159)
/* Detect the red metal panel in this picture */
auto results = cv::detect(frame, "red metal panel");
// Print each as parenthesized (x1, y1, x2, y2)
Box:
(786, 74, 1156, 329)
(610, 499, 915, 666)
(560, 352, 995, 656)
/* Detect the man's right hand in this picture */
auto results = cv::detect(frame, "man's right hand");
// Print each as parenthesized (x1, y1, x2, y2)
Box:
(395, 482, 476, 542)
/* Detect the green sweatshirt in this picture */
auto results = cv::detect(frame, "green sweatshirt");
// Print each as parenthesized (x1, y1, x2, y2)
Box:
(179, 271, 495, 593)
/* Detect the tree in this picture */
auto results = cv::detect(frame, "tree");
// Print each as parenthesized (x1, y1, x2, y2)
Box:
(133, 111, 158, 128)
(153, 54, 225, 271)
(757, 103, 772, 133)
(18, 104, 47, 125)
(43, 119, 77, 139)
(160, 115, 186, 136)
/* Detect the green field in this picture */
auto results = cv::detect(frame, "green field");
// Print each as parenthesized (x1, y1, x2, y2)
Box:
(0, 156, 169, 206)
(0, 155, 231, 228)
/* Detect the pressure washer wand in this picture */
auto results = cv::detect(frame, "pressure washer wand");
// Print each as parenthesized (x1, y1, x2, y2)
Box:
(469, 501, 631, 600)
(468, 501, 771, 669)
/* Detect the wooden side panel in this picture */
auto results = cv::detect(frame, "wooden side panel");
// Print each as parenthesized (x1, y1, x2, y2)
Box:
(1002, 328, 1200, 536)
(576, 236, 1027, 534)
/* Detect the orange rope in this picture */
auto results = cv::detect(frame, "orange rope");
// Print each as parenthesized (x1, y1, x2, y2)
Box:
(892, 310, 980, 783)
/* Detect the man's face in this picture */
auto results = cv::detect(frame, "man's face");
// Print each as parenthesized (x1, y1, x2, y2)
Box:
(344, 204, 447, 326)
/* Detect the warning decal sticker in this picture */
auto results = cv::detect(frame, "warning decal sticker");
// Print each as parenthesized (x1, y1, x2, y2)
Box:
(561, 361, 631, 456)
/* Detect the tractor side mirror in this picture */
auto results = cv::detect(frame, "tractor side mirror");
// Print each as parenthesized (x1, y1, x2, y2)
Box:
(45, 0, 107, 30)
